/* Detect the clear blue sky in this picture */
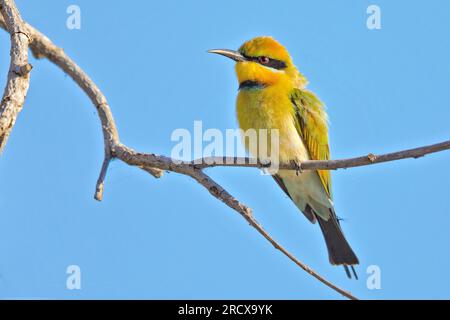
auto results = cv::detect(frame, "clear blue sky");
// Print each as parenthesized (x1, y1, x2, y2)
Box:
(1, 0, 449, 299)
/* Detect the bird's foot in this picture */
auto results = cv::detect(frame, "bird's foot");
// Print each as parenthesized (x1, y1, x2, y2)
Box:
(291, 160, 302, 176)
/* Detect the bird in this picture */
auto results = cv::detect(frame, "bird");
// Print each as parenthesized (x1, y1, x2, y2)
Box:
(208, 36, 359, 278)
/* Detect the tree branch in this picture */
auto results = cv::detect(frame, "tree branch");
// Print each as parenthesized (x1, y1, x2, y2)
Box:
(191, 138, 450, 170)
(0, 0, 31, 153)
(0, 7, 359, 299)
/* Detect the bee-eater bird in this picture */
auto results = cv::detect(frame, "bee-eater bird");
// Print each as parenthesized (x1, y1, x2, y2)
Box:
(209, 36, 359, 278)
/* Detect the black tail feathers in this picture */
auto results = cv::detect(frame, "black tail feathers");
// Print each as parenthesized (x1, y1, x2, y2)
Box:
(317, 211, 359, 279)
(343, 265, 359, 280)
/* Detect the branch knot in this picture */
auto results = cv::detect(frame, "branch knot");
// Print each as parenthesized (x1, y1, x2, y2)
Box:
(367, 153, 377, 162)
(12, 63, 32, 76)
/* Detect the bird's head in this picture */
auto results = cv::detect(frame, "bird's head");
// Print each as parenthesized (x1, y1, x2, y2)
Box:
(209, 36, 307, 89)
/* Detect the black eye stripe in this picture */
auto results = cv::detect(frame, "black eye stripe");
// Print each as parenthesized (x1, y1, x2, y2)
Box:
(265, 59, 287, 70)
(241, 54, 287, 70)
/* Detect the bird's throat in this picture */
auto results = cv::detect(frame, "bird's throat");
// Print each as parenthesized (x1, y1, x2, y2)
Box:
(238, 80, 266, 90)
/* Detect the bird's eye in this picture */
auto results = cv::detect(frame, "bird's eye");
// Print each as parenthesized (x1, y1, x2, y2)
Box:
(258, 56, 270, 64)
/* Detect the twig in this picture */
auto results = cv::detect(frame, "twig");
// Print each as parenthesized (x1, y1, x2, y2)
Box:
(94, 153, 112, 201)
(191, 139, 450, 170)
(0, 0, 31, 153)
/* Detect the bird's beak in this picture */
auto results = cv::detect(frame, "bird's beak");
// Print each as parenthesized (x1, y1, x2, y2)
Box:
(208, 49, 246, 62)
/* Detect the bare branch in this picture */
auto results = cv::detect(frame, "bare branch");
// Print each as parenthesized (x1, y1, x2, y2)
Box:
(0, 0, 31, 153)
(0, 11, 358, 299)
(61, 135, 450, 177)
(192, 139, 450, 171)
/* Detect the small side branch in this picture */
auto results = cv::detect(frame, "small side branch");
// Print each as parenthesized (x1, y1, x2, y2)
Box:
(94, 153, 112, 201)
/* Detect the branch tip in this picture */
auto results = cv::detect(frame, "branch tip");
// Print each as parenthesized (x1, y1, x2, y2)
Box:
(94, 155, 112, 201)
(140, 165, 164, 178)
(94, 184, 104, 202)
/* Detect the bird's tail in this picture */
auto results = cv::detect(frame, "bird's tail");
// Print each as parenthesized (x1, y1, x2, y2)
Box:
(316, 211, 359, 279)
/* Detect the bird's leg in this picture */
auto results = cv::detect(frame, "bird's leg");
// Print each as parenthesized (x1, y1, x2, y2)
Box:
(291, 160, 302, 176)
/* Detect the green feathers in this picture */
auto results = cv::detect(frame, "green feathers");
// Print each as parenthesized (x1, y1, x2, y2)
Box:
(290, 88, 332, 197)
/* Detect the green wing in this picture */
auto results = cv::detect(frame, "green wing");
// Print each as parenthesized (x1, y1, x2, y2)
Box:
(290, 88, 332, 198)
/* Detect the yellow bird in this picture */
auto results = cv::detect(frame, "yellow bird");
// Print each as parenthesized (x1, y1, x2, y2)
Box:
(209, 36, 359, 278)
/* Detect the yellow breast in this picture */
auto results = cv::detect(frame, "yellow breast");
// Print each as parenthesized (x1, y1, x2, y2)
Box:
(236, 84, 310, 163)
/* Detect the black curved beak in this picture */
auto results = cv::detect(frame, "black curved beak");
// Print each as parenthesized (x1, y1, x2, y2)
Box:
(207, 49, 246, 62)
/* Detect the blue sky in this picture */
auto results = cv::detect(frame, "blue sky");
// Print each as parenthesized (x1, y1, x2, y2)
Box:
(0, 0, 449, 299)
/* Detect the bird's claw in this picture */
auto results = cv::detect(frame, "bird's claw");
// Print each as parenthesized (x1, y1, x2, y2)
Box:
(291, 160, 302, 176)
